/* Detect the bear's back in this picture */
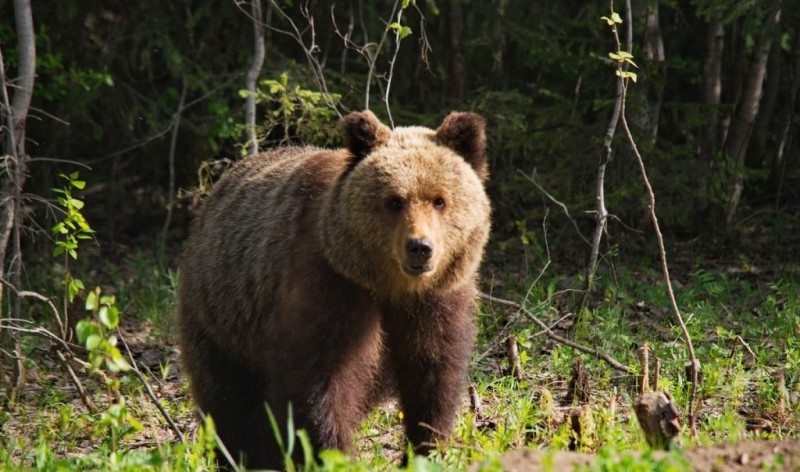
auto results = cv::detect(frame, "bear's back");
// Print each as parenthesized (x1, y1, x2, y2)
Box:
(179, 146, 352, 354)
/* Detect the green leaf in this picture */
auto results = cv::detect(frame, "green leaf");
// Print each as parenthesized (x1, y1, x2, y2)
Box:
(86, 334, 102, 350)
(103, 306, 120, 329)
(611, 12, 622, 23)
(76, 320, 93, 343)
(86, 289, 99, 311)
(71, 180, 86, 189)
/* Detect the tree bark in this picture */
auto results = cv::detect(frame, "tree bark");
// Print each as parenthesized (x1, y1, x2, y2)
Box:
(0, 0, 36, 316)
(771, 25, 800, 202)
(724, 8, 781, 227)
(245, 0, 266, 156)
(0, 0, 35, 404)
(700, 14, 724, 165)
(446, 0, 465, 104)
(631, 0, 665, 144)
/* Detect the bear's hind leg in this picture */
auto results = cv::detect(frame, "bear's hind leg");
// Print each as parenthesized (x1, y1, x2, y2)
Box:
(183, 332, 280, 469)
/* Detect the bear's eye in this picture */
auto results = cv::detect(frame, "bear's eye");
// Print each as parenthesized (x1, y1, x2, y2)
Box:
(386, 196, 404, 212)
(433, 197, 446, 210)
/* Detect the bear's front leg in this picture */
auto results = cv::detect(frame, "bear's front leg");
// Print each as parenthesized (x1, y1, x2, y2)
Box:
(384, 286, 478, 457)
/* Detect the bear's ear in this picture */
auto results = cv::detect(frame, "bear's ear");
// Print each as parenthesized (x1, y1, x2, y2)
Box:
(340, 110, 392, 162)
(435, 112, 488, 181)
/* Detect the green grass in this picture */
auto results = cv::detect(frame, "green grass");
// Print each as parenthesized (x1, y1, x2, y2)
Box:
(1, 250, 798, 471)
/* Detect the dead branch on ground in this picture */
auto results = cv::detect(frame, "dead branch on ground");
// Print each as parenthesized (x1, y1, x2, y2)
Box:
(480, 293, 631, 374)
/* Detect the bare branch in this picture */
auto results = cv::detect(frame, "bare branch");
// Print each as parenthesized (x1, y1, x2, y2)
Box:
(383, 6, 405, 127)
(518, 169, 590, 246)
(254, 0, 341, 116)
(161, 79, 188, 242)
(480, 292, 631, 374)
(118, 328, 186, 443)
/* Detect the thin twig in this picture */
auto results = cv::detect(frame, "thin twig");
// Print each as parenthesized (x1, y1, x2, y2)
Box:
(365, 0, 400, 110)
(619, 80, 699, 437)
(55, 349, 97, 412)
(734, 335, 759, 363)
(519, 169, 591, 246)
(480, 293, 631, 374)
(118, 328, 186, 443)
(256, 0, 341, 115)
(383, 6, 404, 127)
(160, 78, 188, 243)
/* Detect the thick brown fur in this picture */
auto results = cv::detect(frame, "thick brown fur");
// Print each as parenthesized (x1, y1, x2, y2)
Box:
(178, 111, 491, 469)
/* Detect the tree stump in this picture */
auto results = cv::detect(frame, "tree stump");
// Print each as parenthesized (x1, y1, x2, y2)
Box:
(633, 391, 681, 450)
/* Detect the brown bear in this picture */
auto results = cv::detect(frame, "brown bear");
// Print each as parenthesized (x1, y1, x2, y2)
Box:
(178, 110, 491, 469)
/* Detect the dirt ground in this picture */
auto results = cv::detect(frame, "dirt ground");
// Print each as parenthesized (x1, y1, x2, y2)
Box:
(489, 439, 800, 471)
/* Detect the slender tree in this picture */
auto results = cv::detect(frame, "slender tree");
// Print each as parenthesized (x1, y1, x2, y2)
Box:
(245, 0, 266, 156)
(724, 7, 781, 227)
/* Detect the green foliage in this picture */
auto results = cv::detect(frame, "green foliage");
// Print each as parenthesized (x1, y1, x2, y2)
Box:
(580, 447, 690, 471)
(51, 172, 93, 302)
(243, 72, 342, 148)
(75, 287, 130, 375)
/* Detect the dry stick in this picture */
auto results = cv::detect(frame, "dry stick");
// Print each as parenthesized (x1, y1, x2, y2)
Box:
(519, 169, 591, 246)
(653, 357, 661, 391)
(637, 344, 650, 395)
(734, 335, 759, 363)
(505, 336, 524, 380)
(118, 329, 186, 443)
(618, 95, 699, 437)
(480, 293, 631, 374)
(468, 384, 482, 415)
(160, 79, 187, 243)
(0, 316, 96, 412)
(55, 349, 97, 412)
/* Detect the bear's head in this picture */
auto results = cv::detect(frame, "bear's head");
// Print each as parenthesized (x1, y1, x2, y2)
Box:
(319, 110, 491, 296)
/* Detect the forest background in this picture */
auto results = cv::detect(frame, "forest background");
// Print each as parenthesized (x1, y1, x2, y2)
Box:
(0, 0, 798, 470)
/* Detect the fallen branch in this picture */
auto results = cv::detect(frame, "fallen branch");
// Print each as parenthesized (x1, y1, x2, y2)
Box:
(118, 329, 186, 443)
(480, 293, 631, 374)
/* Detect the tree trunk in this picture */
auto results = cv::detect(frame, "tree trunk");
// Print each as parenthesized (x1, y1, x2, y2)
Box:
(700, 14, 724, 164)
(446, 0, 465, 104)
(749, 37, 782, 168)
(245, 0, 266, 156)
(724, 8, 781, 227)
(0, 0, 36, 404)
(771, 24, 800, 203)
(631, 0, 665, 144)
(0, 0, 36, 316)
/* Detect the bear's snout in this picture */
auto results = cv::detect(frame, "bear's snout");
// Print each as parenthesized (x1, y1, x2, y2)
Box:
(404, 238, 434, 275)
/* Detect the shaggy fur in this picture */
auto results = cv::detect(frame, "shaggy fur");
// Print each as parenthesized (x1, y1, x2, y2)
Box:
(178, 110, 491, 469)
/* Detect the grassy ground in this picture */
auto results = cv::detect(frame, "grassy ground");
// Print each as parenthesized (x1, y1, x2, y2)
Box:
(1, 218, 799, 470)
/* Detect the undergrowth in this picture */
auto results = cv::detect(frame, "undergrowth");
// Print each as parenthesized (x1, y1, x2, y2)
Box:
(1, 245, 797, 471)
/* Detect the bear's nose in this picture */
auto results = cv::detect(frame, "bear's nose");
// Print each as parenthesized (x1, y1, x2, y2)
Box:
(405, 238, 433, 264)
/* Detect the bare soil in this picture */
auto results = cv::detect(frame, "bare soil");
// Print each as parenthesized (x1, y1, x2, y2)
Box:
(490, 439, 800, 471)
